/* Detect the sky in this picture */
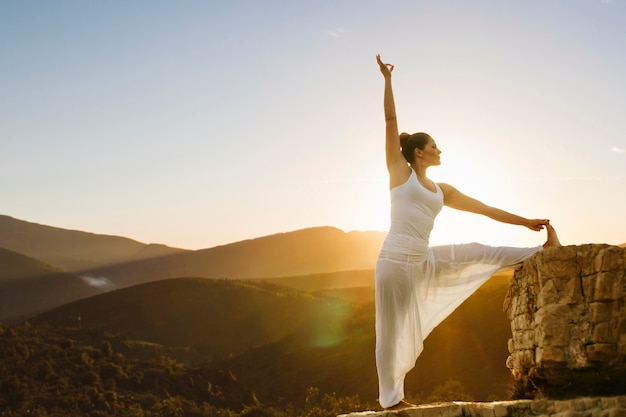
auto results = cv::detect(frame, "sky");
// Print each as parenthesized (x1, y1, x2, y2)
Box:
(1, 0, 625, 250)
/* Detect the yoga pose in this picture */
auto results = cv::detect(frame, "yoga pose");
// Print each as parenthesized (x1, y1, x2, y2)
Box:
(374, 54, 561, 410)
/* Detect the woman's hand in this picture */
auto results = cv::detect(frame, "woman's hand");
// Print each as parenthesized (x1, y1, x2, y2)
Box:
(524, 219, 549, 232)
(376, 54, 394, 79)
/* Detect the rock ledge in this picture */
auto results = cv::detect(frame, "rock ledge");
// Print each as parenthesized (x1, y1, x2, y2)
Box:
(339, 395, 626, 417)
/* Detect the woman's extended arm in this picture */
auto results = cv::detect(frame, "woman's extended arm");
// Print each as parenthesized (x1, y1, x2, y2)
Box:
(377, 55, 409, 185)
(439, 183, 549, 231)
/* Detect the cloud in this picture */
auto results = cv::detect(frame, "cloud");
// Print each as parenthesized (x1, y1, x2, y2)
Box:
(326, 28, 345, 38)
(520, 175, 626, 181)
(610, 146, 625, 153)
(79, 275, 117, 291)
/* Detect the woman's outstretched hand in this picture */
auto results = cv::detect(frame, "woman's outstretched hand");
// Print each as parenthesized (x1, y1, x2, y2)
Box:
(376, 54, 394, 78)
(524, 219, 549, 232)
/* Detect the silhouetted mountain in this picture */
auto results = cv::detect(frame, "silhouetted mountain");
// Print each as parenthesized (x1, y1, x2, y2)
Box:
(1, 214, 384, 323)
(80, 227, 386, 287)
(261, 270, 375, 304)
(0, 248, 101, 323)
(1, 215, 386, 289)
(31, 277, 359, 361)
(0, 214, 186, 272)
(262, 269, 373, 292)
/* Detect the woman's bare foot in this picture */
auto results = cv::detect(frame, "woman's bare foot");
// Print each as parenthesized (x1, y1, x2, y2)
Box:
(384, 400, 417, 411)
(543, 222, 562, 248)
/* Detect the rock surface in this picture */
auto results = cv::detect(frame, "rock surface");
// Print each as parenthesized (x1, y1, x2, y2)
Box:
(504, 244, 626, 398)
(339, 395, 626, 417)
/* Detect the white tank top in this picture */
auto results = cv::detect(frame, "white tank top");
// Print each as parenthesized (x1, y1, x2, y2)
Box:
(380, 169, 443, 255)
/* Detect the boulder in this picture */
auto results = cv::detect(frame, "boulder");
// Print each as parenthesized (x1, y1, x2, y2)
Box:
(504, 244, 626, 398)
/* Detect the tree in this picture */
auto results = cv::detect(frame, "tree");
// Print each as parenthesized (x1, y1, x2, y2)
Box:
(426, 379, 474, 403)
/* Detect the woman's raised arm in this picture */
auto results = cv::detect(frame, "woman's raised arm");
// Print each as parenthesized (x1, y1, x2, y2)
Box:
(377, 55, 408, 184)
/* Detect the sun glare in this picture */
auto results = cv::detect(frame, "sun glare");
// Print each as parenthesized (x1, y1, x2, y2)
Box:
(362, 185, 391, 232)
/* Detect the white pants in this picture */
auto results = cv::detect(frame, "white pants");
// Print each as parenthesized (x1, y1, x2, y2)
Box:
(375, 242, 542, 408)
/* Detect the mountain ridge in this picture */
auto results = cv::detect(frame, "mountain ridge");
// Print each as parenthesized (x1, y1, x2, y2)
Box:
(0, 248, 101, 323)
(31, 277, 359, 361)
(66, 226, 386, 287)
(0, 214, 186, 271)
(1, 214, 386, 288)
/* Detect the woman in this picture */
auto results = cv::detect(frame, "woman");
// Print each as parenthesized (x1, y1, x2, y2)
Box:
(374, 54, 561, 410)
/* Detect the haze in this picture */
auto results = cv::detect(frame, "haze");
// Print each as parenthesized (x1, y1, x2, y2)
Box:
(1, 1, 624, 249)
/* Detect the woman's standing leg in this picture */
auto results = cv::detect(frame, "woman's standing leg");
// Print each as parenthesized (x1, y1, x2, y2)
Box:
(375, 255, 424, 409)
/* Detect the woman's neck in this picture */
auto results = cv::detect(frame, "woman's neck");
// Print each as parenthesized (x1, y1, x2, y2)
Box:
(411, 163, 428, 178)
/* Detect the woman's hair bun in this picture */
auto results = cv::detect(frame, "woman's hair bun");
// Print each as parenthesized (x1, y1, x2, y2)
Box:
(399, 132, 410, 146)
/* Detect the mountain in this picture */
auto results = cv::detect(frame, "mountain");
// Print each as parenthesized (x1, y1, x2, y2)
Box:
(262, 270, 376, 304)
(1, 214, 384, 322)
(0, 214, 386, 288)
(31, 277, 359, 361)
(261, 269, 374, 292)
(78, 227, 386, 287)
(0, 248, 102, 323)
(0, 214, 186, 272)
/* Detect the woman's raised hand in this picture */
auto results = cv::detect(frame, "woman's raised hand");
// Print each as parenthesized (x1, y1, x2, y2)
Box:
(376, 54, 394, 78)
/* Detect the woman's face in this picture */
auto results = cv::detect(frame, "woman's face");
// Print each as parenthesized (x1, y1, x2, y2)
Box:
(418, 138, 442, 166)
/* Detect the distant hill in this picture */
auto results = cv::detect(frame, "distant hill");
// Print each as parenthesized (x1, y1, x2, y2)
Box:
(261, 269, 375, 304)
(0, 214, 186, 272)
(31, 277, 359, 361)
(79, 227, 386, 287)
(1, 214, 385, 323)
(0, 248, 101, 323)
(0, 214, 386, 288)
(261, 269, 374, 292)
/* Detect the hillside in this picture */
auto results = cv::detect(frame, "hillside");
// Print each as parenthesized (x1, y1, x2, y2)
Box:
(0, 248, 101, 323)
(1, 215, 386, 289)
(260, 269, 375, 303)
(0, 215, 383, 323)
(31, 278, 359, 361)
(1, 213, 527, 406)
(0, 214, 186, 272)
(79, 227, 386, 287)
(0, 324, 258, 415)
(32, 273, 517, 405)
(261, 269, 374, 292)
(215, 273, 516, 405)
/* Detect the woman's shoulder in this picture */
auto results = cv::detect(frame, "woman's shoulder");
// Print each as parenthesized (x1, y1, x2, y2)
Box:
(436, 182, 457, 196)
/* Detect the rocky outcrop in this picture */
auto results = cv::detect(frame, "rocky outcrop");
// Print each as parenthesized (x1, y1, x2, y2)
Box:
(339, 395, 626, 417)
(504, 244, 626, 398)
